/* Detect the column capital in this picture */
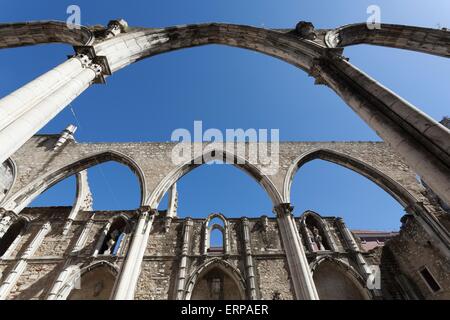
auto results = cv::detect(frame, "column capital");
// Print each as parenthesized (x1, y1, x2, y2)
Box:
(273, 203, 294, 218)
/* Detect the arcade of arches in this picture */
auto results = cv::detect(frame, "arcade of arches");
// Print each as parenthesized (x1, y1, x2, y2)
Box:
(0, 18, 449, 300)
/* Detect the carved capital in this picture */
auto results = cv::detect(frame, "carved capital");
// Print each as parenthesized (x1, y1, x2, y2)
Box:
(273, 203, 294, 218)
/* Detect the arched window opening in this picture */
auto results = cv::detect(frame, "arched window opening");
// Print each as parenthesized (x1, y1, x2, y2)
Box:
(190, 266, 244, 300)
(0, 218, 27, 257)
(98, 218, 128, 256)
(87, 161, 140, 210)
(303, 213, 331, 251)
(30, 175, 76, 207)
(313, 260, 369, 300)
(208, 227, 224, 253)
(158, 164, 272, 218)
(203, 213, 229, 255)
(292, 159, 404, 235)
(67, 264, 116, 300)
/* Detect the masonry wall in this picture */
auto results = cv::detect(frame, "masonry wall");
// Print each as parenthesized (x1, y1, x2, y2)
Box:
(0, 205, 448, 300)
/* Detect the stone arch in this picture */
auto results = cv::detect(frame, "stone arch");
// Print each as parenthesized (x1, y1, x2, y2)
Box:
(185, 259, 246, 300)
(57, 261, 119, 300)
(202, 213, 230, 255)
(311, 257, 371, 300)
(0, 158, 16, 206)
(5, 150, 146, 213)
(283, 148, 418, 207)
(148, 148, 283, 209)
(300, 210, 336, 252)
(325, 23, 450, 58)
(0, 216, 29, 257)
(95, 215, 132, 256)
(0, 21, 94, 49)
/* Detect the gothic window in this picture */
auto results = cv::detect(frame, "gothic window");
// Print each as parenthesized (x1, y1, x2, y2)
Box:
(0, 218, 26, 257)
(98, 217, 128, 256)
(204, 214, 229, 255)
(313, 260, 369, 300)
(208, 226, 224, 253)
(190, 265, 243, 300)
(67, 264, 117, 300)
(302, 212, 331, 252)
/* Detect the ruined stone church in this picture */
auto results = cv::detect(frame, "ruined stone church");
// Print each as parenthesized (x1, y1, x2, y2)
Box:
(0, 18, 449, 300)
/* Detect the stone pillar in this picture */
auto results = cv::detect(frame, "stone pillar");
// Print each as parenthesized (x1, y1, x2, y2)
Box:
(0, 55, 101, 164)
(0, 222, 51, 299)
(176, 218, 193, 300)
(0, 58, 83, 132)
(336, 218, 372, 276)
(113, 207, 156, 300)
(241, 218, 257, 300)
(317, 57, 450, 206)
(71, 213, 95, 254)
(274, 204, 319, 300)
(164, 183, 178, 232)
(63, 170, 92, 235)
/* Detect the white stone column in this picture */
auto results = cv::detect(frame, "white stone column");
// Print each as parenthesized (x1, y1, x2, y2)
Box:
(176, 218, 193, 300)
(0, 55, 101, 164)
(113, 208, 155, 300)
(274, 204, 319, 300)
(318, 57, 450, 206)
(0, 222, 51, 299)
(0, 58, 83, 131)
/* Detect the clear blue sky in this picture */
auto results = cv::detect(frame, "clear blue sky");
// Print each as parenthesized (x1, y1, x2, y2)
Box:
(1, 1, 449, 231)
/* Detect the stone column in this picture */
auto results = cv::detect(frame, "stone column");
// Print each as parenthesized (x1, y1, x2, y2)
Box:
(0, 55, 101, 164)
(336, 218, 372, 276)
(0, 58, 83, 131)
(63, 170, 92, 235)
(317, 57, 450, 206)
(176, 218, 193, 300)
(274, 204, 319, 300)
(0, 222, 51, 299)
(241, 218, 257, 300)
(113, 207, 156, 300)
(164, 183, 178, 232)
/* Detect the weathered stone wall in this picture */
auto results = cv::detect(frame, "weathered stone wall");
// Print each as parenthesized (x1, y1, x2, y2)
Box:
(0, 205, 448, 300)
(386, 217, 450, 299)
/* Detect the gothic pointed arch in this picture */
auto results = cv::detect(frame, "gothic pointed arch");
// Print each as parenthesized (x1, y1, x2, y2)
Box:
(185, 259, 246, 300)
(0, 216, 29, 258)
(203, 213, 230, 255)
(58, 261, 119, 300)
(147, 148, 283, 209)
(300, 210, 336, 252)
(4, 150, 146, 213)
(95, 215, 132, 257)
(311, 257, 371, 300)
(284, 148, 418, 207)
